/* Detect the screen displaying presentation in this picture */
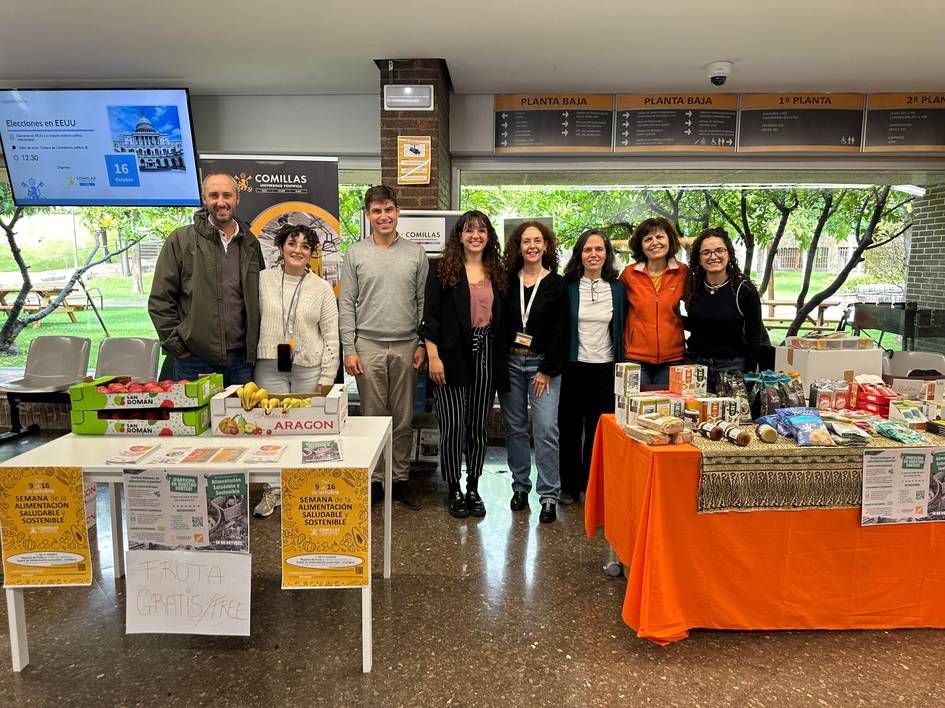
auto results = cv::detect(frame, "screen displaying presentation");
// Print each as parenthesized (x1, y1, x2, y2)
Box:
(0, 88, 201, 206)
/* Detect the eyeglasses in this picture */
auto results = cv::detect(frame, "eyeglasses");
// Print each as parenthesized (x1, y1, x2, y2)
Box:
(699, 248, 727, 259)
(589, 278, 601, 302)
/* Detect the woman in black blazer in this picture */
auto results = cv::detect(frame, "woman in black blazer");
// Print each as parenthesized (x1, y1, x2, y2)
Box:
(419, 210, 508, 519)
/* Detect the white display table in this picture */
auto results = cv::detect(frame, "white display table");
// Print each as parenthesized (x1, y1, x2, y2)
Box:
(0, 416, 393, 673)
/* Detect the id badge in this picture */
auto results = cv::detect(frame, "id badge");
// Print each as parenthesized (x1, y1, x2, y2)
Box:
(514, 332, 533, 347)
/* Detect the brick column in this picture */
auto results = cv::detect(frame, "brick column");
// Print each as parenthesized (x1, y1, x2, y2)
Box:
(905, 182, 945, 351)
(375, 59, 451, 210)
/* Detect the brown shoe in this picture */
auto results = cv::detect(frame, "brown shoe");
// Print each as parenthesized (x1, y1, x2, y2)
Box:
(393, 480, 422, 510)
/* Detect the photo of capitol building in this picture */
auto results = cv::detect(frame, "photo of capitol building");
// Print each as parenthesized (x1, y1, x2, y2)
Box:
(112, 113, 185, 171)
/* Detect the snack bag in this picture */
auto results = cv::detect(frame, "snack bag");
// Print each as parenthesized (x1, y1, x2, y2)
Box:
(776, 406, 836, 447)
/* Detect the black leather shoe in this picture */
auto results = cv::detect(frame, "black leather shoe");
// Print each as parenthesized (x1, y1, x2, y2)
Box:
(539, 501, 557, 524)
(510, 490, 528, 511)
(465, 489, 486, 518)
(558, 491, 577, 506)
(371, 481, 384, 506)
(447, 490, 469, 518)
(393, 480, 422, 510)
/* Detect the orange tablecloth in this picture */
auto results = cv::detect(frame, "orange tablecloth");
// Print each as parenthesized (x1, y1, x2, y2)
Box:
(585, 414, 945, 645)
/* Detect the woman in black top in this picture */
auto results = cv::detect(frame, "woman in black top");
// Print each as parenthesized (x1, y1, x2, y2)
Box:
(498, 221, 568, 524)
(683, 227, 763, 393)
(420, 211, 508, 519)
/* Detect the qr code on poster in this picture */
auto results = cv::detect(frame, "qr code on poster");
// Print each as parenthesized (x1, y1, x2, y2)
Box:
(192, 516, 203, 527)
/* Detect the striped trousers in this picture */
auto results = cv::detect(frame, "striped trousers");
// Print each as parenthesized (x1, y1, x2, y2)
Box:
(432, 326, 494, 486)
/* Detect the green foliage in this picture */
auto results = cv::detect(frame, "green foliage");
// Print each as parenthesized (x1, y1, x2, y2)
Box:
(339, 184, 369, 251)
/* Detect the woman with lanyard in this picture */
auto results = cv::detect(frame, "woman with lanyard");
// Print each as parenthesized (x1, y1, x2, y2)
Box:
(558, 228, 628, 505)
(499, 221, 567, 524)
(683, 226, 763, 392)
(253, 223, 340, 518)
(420, 211, 508, 519)
(619, 217, 687, 386)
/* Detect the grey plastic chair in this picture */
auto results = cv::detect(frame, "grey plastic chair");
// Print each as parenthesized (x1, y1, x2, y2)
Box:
(0, 335, 91, 393)
(95, 337, 160, 380)
(0, 335, 91, 442)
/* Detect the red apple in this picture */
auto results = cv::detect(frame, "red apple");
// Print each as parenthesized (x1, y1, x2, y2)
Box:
(159, 427, 173, 436)
(96, 386, 109, 394)
(107, 383, 126, 393)
(143, 383, 163, 393)
(127, 383, 146, 393)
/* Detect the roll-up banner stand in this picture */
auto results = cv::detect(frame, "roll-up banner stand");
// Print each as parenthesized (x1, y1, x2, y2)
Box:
(199, 155, 341, 287)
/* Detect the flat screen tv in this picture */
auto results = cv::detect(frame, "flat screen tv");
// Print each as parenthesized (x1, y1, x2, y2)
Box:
(0, 88, 201, 207)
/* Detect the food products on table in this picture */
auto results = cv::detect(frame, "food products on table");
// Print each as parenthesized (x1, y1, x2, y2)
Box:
(669, 365, 708, 397)
(826, 420, 872, 446)
(756, 424, 778, 443)
(614, 362, 642, 398)
(714, 420, 751, 446)
(670, 429, 694, 444)
(636, 413, 684, 435)
(623, 424, 671, 446)
(776, 407, 836, 447)
(696, 421, 723, 440)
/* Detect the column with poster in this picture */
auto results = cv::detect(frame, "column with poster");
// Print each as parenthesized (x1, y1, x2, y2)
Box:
(0, 467, 92, 587)
(281, 467, 369, 588)
(199, 155, 342, 288)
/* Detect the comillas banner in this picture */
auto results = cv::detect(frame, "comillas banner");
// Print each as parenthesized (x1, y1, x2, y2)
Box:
(199, 155, 341, 286)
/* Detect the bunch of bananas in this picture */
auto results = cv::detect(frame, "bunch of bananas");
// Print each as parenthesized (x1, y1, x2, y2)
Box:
(260, 396, 312, 414)
(236, 381, 268, 411)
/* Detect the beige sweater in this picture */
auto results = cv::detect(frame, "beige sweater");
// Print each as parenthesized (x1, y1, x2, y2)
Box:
(256, 267, 339, 384)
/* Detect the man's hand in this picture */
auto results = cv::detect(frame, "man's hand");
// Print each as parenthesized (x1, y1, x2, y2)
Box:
(344, 353, 364, 375)
(533, 371, 552, 398)
(177, 351, 192, 359)
(413, 345, 426, 370)
(428, 356, 445, 385)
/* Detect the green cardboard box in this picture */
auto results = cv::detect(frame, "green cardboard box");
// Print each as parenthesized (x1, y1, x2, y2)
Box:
(70, 373, 223, 411)
(70, 404, 211, 436)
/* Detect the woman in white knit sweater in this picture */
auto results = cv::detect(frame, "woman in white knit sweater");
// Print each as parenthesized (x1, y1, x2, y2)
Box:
(254, 223, 340, 517)
(255, 223, 340, 393)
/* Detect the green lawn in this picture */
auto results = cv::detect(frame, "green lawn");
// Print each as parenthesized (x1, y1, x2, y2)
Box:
(0, 306, 158, 369)
(85, 274, 153, 302)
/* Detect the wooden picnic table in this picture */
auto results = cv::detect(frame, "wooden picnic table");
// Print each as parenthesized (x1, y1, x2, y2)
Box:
(0, 282, 88, 327)
(761, 298, 840, 327)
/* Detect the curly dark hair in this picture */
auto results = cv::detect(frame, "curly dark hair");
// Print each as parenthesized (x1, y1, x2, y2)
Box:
(683, 227, 756, 307)
(630, 217, 682, 263)
(273, 223, 319, 266)
(503, 220, 559, 274)
(437, 211, 508, 295)
(562, 228, 620, 283)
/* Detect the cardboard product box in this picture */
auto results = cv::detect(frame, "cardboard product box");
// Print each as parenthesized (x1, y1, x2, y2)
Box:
(650, 391, 687, 419)
(614, 363, 641, 398)
(774, 347, 885, 396)
(786, 334, 872, 350)
(417, 428, 440, 462)
(627, 395, 671, 422)
(71, 405, 211, 436)
(211, 383, 348, 436)
(70, 373, 223, 411)
(686, 397, 739, 423)
(889, 400, 928, 430)
(857, 400, 890, 417)
(614, 395, 629, 427)
(890, 378, 945, 401)
(669, 365, 708, 397)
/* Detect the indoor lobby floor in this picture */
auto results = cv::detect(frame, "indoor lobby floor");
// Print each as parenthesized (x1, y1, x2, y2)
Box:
(0, 438, 943, 707)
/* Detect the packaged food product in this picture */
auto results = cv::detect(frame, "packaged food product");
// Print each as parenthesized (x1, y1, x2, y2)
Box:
(756, 424, 778, 443)
(776, 407, 836, 447)
(696, 421, 723, 440)
(637, 413, 684, 435)
(870, 420, 925, 444)
(669, 365, 708, 396)
(670, 429, 694, 444)
(715, 421, 750, 446)
(623, 424, 671, 446)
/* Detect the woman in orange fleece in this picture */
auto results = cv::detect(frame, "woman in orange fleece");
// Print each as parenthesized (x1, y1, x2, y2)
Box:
(619, 217, 688, 386)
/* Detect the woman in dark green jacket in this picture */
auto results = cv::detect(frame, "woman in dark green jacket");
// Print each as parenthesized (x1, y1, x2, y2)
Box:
(558, 228, 628, 504)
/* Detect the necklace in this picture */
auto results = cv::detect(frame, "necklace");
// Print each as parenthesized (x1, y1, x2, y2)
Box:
(703, 278, 729, 295)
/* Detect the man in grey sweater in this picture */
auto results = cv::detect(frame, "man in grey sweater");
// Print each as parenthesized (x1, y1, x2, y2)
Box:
(339, 185, 428, 510)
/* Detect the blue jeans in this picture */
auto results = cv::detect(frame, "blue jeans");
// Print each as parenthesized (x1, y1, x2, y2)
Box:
(498, 353, 561, 503)
(174, 348, 254, 387)
(686, 355, 745, 394)
(631, 360, 685, 387)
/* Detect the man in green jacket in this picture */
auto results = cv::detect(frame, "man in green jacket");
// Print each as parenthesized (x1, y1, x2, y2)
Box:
(149, 173, 263, 386)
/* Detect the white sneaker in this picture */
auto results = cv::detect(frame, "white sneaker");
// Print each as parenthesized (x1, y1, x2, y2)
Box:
(254, 487, 282, 518)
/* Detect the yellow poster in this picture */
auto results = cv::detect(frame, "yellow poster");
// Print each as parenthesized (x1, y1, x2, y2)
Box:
(397, 135, 432, 185)
(0, 466, 92, 587)
(280, 467, 369, 588)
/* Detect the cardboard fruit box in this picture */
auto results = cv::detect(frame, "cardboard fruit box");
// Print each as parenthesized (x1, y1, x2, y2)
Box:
(211, 383, 348, 436)
(71, 405, 211, 436)
(70, 373, 223, 411)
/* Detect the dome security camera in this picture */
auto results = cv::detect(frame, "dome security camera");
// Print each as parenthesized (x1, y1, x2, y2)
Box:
(706, 61, 733, 87)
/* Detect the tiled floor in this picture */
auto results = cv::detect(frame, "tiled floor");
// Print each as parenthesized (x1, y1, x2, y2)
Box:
(0, 436, 943, 706)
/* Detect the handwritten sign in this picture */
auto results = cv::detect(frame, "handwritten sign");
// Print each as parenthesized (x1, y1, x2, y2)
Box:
(125, 550, 251, 635)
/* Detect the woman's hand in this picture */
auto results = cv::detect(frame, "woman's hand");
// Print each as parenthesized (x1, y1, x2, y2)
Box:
(533, 371, 551, 398)
(428, 356, 446, 385)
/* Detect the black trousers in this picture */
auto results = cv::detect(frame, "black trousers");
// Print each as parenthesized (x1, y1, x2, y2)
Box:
(558, 361, 615, 496)
(432, 327, 494, 487)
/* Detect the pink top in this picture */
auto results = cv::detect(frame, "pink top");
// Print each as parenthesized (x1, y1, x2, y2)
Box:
(469, 280, 494, 327)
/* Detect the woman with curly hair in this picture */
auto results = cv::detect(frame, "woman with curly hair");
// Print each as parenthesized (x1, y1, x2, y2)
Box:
(498, 221, 568, 524)
(619, 217, 688, 386)
(558, 228, 628, 504)
(684, 227, 763, 392)
(419, 211, 509, 518)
